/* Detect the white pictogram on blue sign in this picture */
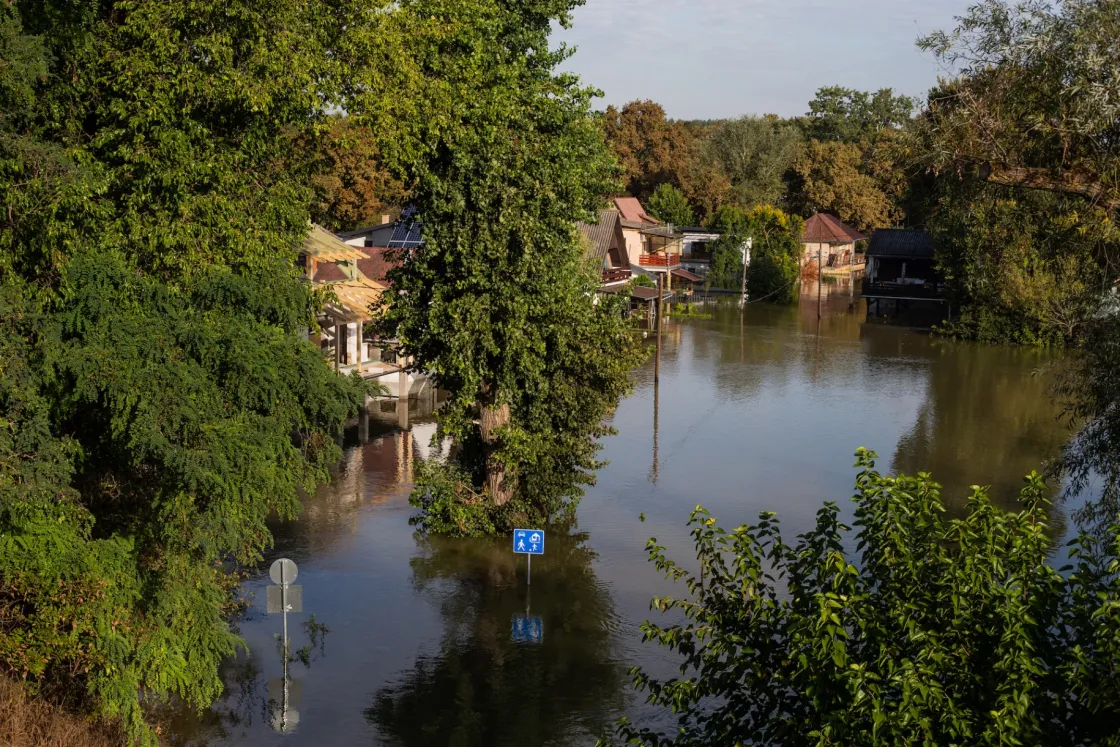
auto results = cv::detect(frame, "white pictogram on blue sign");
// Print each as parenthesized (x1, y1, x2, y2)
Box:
(513, 528, 545, 555)
(512, 614, 544, 644)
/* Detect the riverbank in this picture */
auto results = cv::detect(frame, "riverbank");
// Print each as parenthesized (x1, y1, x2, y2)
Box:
(0, 677, 123, 747)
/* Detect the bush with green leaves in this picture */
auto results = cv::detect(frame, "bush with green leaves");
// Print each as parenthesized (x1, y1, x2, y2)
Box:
(609, 449, 1120, 747)
(647, 183, 695, 228)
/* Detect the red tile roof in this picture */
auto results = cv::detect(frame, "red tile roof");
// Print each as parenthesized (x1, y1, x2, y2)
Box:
(801, 213, 866, 244)
(613, 197, 660, 225)
(312, 261, 348, 282)
(357, 246, 400, 284)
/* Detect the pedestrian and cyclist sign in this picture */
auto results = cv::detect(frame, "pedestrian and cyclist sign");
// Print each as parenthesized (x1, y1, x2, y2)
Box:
(513, 529, 544, 555)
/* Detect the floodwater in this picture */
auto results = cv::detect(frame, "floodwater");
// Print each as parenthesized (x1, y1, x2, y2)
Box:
(173, 290, 1080, 746)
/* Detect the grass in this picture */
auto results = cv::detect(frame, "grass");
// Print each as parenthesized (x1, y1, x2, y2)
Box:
(0, 675, 124, 747)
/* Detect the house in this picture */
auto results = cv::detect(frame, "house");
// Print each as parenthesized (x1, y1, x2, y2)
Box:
(336, 213, 397, 248)
(678, 226, 722, 278)
(801, 214, 866, 272)
(577, 208, 632, 288)
(613, 197, 685, 288)
(862, 228, 948, 318)
(300, 222, 428, 397)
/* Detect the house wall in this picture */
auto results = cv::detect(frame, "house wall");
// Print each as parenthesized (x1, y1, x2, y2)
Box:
(621, 226, 645, 267)
(802, 241, 857, 268)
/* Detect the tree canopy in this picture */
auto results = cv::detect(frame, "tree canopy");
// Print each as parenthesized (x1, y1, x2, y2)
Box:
(601, 100, 694, 201)
(646, 183, 694, 227)
(608, 451, 1120, 747)
(805, 85, 915, 143)
(789, 139, 899, 233)
(358, 0, 643, 535)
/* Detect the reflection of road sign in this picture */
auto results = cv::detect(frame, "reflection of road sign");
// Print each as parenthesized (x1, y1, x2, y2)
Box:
(511, 614, 543, 644)
(267, 584, 303, 613)
(268, 677, 303, 709)
(512, 528, 545, 555)
(270, 558, 298, 586)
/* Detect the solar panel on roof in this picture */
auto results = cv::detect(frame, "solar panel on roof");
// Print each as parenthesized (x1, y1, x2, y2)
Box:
(387, 205, 424, 249)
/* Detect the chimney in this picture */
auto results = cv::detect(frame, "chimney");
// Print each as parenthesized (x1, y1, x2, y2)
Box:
(381, 214, 391, 225)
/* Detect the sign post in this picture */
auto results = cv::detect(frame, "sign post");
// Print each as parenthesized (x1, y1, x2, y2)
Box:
(512, 528, 544, 585)
(267, 558, 302, 733)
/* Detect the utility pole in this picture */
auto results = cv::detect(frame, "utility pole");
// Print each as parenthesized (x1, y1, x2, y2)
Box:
(655, 273, 663, 383)
(817, 244, 823, 320)
(740, 240, 748, 305)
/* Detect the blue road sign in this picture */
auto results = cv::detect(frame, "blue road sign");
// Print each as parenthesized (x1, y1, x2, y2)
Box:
(513, 528, 545, 555)
(511, 614, 544, 644)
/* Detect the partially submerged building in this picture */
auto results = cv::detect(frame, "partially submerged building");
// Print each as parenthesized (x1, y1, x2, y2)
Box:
(863, 228, 948, 320)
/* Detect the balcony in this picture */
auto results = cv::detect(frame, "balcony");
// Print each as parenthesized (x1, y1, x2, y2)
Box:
(638, 253, 679, 268)
(601, 267, 631, 283)
(862, 279, 945, 300)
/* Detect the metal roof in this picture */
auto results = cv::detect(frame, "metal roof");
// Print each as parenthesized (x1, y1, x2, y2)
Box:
(577, 209, 628, 267)
(867, 229, 935, 259)
(671, 268, 703, 282)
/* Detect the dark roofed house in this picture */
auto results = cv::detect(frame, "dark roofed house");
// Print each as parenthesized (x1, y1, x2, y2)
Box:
(577, 208, 632, 287)
(863, 228, 947, 319)
(801, 213, 866, 271)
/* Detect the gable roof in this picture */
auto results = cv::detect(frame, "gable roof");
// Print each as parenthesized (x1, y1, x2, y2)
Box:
(303, 224, 369, 262)
(577, 209, 629, 268)
(357, 246, 400, 283)
(801, 213, 866, 244)
(613, 197, 660, 226)
(867, 229, 935, 258)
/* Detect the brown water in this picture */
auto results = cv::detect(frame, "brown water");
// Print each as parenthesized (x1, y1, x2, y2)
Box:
(173, 294, 1079, 746)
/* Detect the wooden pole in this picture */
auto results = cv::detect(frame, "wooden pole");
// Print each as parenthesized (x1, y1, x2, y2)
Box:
(817, 245, 823, 320)
(740, 240, 748, 305)
(357, 321, 364, 374)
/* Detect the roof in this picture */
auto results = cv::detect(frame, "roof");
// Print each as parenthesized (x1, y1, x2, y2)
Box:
(577, 209, 629, 268)
(303, 224, 369, 262)
(801, 214, 866, 244)
(613, 197, 660, 225)
(312, 261, 349, 283)
(322, 276, 386, 323)
(867, 229, 935, 259)
(357, 246, 400, 283)
(671, 268, 703, 283)
(387, 205, 423, 249)
(630, 285, 662, 301)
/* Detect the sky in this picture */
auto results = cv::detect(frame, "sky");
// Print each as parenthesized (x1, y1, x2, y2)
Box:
(553, 0, 977, 120)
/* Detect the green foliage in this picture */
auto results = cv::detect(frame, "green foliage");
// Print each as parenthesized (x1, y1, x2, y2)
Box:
(600, 100, 694, 200)
(804, 86, 914, 143)
(698, 115, 803, 208)
(745, 205, 803, 302)
(608, 449, 1120, 747)
(931, 183, 1114, 345)
(0, 0, 371, 738)
(1056, 314, 1120, 526)
(704, 205, 750, 291)
(360, 0, 644, 535)
(630, 274, 656, 289)
(646, 183, 694, 227)
(789, 139, 899, 232)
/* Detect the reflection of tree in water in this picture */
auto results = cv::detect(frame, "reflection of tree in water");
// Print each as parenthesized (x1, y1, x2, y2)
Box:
(887, 337, 1072, 521)
(367, 532, 624, 747)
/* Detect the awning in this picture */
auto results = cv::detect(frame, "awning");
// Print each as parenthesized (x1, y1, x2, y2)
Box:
(321, 276, 387, 323)
(671, 268, 702, 282)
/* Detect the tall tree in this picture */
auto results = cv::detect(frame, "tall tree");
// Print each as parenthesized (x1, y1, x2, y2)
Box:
(297, 116, 410, 233)
(805, 85, 915, 143)
(0, 0, 372, 738)
(355, 0, 643, 534)
(600, 100, 695, 200)
(699, 115, 803, 208)
(789, 139, 900, 232)
(646, 183, 695, 227)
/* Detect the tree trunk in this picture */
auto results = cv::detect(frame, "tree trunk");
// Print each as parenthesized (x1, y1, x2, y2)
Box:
(980, 162, 1120, 210)
(479, 400, 513, 506)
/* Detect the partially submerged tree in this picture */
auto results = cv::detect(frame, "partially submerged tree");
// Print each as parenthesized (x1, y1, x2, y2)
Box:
(358, 0, 643, 535)
(608, 450, 1120, 747)
(745, 205, 803, 302)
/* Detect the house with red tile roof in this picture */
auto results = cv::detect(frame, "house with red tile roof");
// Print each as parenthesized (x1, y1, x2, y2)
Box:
(800, 213, 866, 273)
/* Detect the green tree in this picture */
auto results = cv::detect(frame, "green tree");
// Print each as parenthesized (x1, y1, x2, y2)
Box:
(704, 205, 750, 290)
(699, 115, 802, 208)
(608, 450, 1120, 747)
(357, 0, 644, 535)
(646, 183, 694, 227)
(0, 0, 372, 739)
(805, 86, 915, 143)
(745, 205, 803, 302)
(789, 139, 899, 232)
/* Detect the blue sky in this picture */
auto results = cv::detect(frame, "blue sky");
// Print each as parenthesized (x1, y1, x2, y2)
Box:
(553, 0, 977, 119)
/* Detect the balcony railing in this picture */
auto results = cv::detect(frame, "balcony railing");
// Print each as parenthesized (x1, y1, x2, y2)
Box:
(862, 279, 945, 300)
(601, 268, 630, 283)
(638, 254, 679, 268)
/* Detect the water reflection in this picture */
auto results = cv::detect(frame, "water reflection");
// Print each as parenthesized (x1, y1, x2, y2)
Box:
(367, 533, 625, 747)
